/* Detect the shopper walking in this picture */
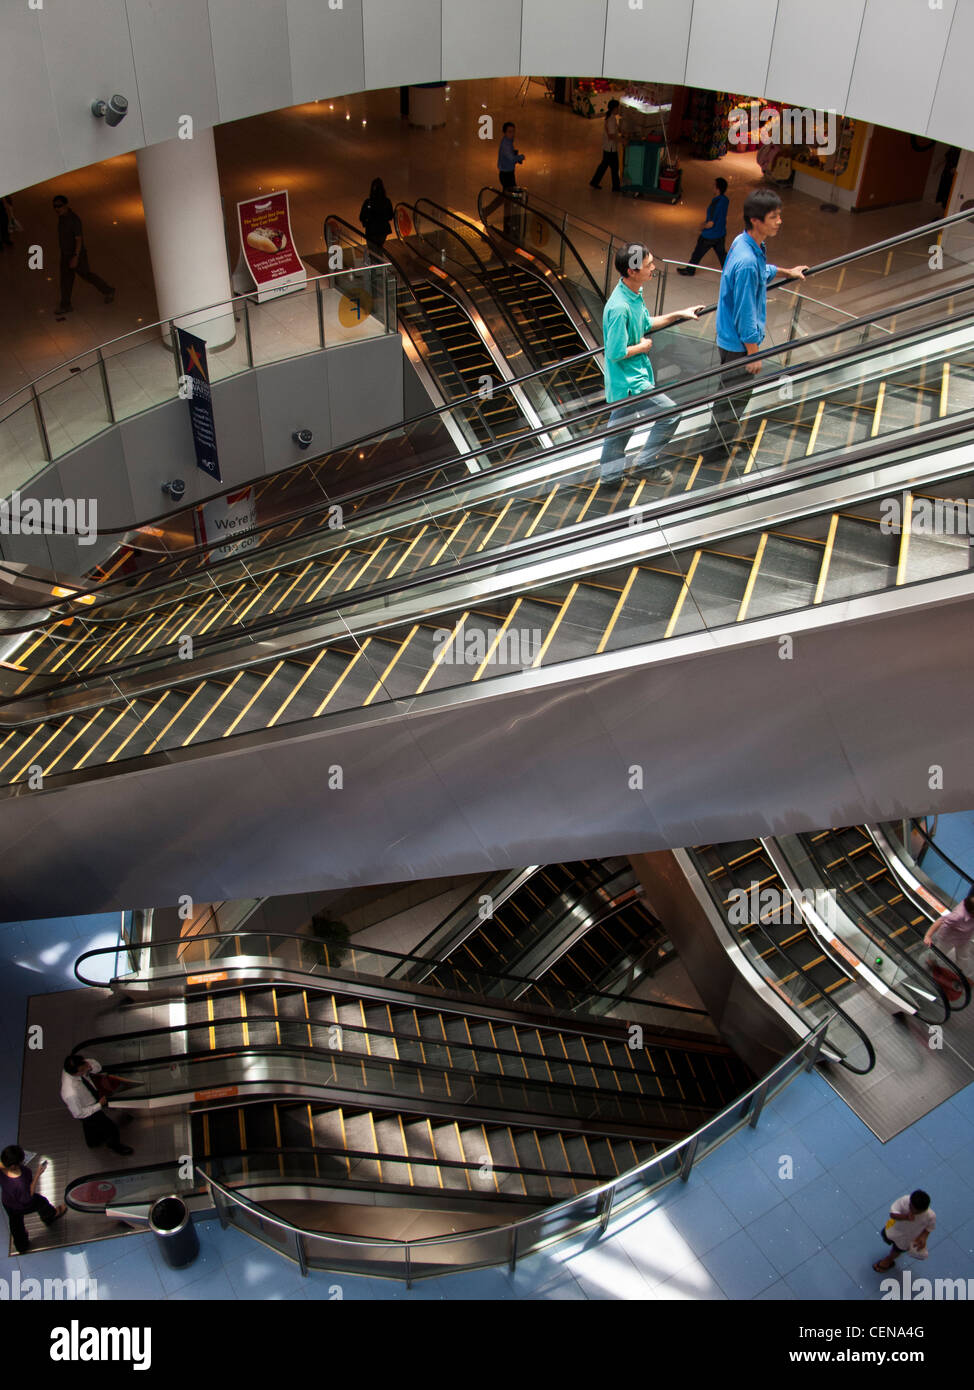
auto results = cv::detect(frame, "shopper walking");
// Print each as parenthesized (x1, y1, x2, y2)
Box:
(677, 178, 730, 274)
(359, 178, 394, 257)
(590, 99, 623, 192)
(874, 1189, 935, 1272)
(709, 188, 807, 453)
(0, 1146, 66, 1254)
(61, 1054, 133, 1155)
(0, 196, 15, 251)
(53, 195, 115, 317)
(484, 122, 525, 217)
(923, 887, 974, 980)
(600, 242, 703, 483)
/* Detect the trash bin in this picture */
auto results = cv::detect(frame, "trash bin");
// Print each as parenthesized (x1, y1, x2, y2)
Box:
(148, 1196, 199, 1269)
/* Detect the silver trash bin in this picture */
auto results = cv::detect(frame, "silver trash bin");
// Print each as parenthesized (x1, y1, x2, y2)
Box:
(149, 1195, 199, 1269)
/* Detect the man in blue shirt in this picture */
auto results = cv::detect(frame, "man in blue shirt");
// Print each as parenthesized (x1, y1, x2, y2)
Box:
(600, 243, 703, 484)
(709, 188, 807, 453)
(677, 178, 729, 275)
(484, 122, 525, 217)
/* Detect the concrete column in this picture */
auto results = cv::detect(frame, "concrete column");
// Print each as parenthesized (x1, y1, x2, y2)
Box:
(136, 128, 235, 347)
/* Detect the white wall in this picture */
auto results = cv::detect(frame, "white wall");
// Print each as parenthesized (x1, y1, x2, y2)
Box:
(4, 0, 974, 194)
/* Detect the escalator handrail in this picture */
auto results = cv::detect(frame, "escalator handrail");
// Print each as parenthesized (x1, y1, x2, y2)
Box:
(11, 270, 974, 633)
(692, 843, 876, 1074)
(9, 387, 974, 717)
(72, 927, 712, 1020)
(51, 201, 974, 549)
(794, 829, 963, 1012)
(478, 186, 608, 307)
(909, 817, 974, 889)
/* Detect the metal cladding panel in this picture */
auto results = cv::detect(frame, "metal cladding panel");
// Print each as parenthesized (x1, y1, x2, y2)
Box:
(603, 0, 692, 86)
(684, 0, 778, 98)
(764, 0, 867, 115)
(124, 0, 221, 147)
(846, 0, 957, 139)
(441, 0, 522, 82)
(0, 2, 66, 193)
(926, 0, 974, 149)
(362, 0, 443, 91)
(518, 0, 609, 78)
(286, 0, 366, 105)
(0, 590, 972, 921)
(208, 0, 295, 125)
(38, 0, 147, 177)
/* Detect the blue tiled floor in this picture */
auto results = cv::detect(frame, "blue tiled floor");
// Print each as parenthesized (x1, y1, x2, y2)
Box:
(2, 912, 973, 1300)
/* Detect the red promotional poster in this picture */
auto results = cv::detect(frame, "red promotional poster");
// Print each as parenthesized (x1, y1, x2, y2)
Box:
(236, 191, 307, 302)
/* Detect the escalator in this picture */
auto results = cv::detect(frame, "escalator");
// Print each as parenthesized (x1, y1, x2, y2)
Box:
(410, 858, 633, 987)
(400, 198, 606, 411)
(525, 896, 674, 1008)
(6, 267, 974, 722)
(323, 213, 531, 449)
(3, 439, 970, 793)
(65, 936, 752, 1218)
(790, 825, 969, 1009)
(685, 839, 876, 1072)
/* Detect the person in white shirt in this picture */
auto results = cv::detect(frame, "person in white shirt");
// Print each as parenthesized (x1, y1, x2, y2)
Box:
(874, 1189, 935, 1272)
(61, 1055, 133, 1156)
(923, 889, 974, 979)
(590, 100, 623, 192)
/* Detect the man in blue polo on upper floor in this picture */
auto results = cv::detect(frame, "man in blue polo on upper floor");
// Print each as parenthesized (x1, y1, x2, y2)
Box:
(710, 188, 808, 455)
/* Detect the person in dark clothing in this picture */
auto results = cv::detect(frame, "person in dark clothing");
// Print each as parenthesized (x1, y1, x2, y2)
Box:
(53, 195, 115, 316)
(677, 178, 730, 274)
(0, 1145, 66, 1254)
(359, 178, 394, 256)
(61, 1054, 133, 1155)
(0, 197, 14, 251)
(484, 122, 525, 216)
(590, 99, 623, 192)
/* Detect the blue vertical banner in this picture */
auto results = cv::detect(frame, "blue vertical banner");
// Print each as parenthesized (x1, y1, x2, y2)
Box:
(175, 326, 222, 482)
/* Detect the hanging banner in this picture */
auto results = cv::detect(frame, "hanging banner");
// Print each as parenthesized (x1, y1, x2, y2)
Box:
(236, 191, 306, 302)
(174, 326, 221, 482)
(193, 486, 258, 563)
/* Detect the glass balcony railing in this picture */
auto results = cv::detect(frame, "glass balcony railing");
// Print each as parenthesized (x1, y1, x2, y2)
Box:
(0, 263, 397, 491)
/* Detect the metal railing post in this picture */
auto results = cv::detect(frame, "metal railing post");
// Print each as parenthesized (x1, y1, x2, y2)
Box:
(315, 279, 326, 349)
(679, 1135, 699, 1182)
(29, 382, 53, 463)
(598, 1187, 614, 1233)
(404, 1245, 412, 1289)
(509, 1225, 518, 1272)
(749, 1079, 770, 1128)
(294, 1231, 308, 1277)
(241, 299, 254, 368)
(97, 348, 116, 424)
(804, 1025, 827, 1072)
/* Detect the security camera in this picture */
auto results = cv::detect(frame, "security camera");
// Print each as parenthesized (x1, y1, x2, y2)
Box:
(91, 95, 129, 127)
(161, 479, 186, 503)
(292, 429, 314, 450)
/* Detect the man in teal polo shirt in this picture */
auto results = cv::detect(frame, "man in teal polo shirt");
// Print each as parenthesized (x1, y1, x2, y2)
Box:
(601, 243, 703, 483)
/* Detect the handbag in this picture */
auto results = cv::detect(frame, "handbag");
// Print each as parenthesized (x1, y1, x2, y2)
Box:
(92, 1073, 122, 1099)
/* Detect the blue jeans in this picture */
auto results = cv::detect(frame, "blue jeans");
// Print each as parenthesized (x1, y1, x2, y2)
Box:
(600, 392, 679, 478)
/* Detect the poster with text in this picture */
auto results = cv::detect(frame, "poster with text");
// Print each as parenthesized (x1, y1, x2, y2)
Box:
(237, 191, 307, 302)
(194, 486, 258, 563)
(174, 326, 221, 482)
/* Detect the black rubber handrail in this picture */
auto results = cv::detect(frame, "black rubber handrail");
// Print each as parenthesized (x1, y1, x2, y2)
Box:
(909, 817, 974, 889)
(479, 185, 608, 307)
(72, 927, 711, 1020)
